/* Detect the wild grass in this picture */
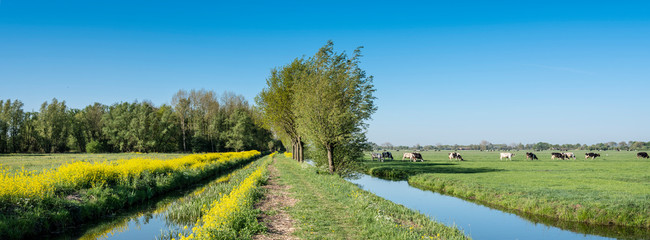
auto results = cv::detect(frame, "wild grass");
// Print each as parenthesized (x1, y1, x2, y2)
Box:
(163, 155, 267, 225)
(177, 153, 271, 240)
(275, 154, 469, 239)
(363, 150, 650, 231)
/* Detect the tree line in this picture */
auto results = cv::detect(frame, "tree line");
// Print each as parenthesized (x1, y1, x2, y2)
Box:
(0, 90, 278, 154)
(256, 41, 376, 174)
(373, 140, 650, 152)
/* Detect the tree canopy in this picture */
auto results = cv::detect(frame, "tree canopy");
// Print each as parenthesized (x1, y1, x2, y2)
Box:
(257, 41, 377, 174)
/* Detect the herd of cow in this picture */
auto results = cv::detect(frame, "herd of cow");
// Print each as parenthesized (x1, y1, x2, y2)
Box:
(369, 151, 650, 162)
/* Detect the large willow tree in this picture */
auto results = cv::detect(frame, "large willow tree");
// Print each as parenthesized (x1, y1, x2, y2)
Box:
(295, 41, 376, 173)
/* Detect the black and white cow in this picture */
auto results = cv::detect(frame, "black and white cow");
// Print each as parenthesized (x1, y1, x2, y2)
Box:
(448, 152, 464, 161)
(563, 152, 576, 159)
(636, 152, 649, 159)
(382, 151, 394, 160)
(585, 152, 601, 160)
(525, 152, 538, 160)
(551, 152, 565, 160)
(412, 153, 423, 162)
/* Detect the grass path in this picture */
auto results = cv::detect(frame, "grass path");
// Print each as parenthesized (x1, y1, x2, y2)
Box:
(267, 154, 469, 240)
(254, 159, 299, 240)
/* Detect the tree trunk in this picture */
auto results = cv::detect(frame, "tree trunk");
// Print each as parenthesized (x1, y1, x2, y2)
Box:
(326, 144, 334, 173)
(181, 120, 187, 152)
(292, 139, 297, 161)
(298, 136, 304, 162)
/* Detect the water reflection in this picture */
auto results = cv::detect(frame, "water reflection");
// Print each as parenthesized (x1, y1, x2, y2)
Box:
(348, 174, 648, 240)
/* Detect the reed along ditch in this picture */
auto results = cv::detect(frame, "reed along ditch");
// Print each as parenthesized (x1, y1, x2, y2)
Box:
(347, 173, 647, 240)
(40, 157, 264, 240)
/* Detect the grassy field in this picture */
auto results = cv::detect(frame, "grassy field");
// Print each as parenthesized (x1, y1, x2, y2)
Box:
(363, 150, 650, 232)
(274, 154, 469, 239)
(0, 153, 188, 174)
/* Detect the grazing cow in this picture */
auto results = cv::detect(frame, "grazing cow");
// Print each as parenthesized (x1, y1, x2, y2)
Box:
(637, 152, 649, 159)
(449, 152, 464, 161)
(551, 152, 565, 160)
(525, 152, 538, 160)
(500, 152, 514, 161)
(370, 152, 383, 162)
(563, 152, 576, 159)
(402, 152, 415, 161)
(382, 151, 394, 160)
(585, 152, 601, 160)
(412, 153, 423, 162)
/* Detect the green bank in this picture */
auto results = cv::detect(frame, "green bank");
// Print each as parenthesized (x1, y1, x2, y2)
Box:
(274, 154, 469, 239)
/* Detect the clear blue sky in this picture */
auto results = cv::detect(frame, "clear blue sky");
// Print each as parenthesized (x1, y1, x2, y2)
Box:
(1, 1, 649, 145)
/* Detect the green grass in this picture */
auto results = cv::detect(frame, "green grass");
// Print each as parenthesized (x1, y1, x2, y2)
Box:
(274, 154, 469, 240)
(363, 150, 650, 232)
(0, 153, 187, 174)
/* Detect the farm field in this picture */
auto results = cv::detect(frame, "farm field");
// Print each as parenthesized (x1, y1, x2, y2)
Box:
(0, 151, 262, 239)
(266, 153, 469, 240)
(0, 153, 188, 174)
(363, 150, 650, 233)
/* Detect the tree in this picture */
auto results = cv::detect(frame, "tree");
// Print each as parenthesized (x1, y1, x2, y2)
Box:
(255, 59, 308, 162)
(225, 109, 254, 152)
(381, 142, 394, 150)
(172, 90, 191, 152)
(256, 58, 309, 162)
(37, 98, 70, 153)
(294, 41, 376, 173)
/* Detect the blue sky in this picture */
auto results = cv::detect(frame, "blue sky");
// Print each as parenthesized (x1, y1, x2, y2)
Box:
(1, 1, 649, 145)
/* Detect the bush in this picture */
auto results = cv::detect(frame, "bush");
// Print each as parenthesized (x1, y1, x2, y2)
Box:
(85, 140, 106, 153)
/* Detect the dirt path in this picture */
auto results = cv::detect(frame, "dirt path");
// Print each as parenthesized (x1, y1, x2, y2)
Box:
(253, 160, 299, 240)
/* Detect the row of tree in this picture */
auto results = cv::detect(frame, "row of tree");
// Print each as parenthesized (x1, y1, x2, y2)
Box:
(0, 90, 278, 153)
(256, 41, 376, 174)
(373, 140, 650, 152)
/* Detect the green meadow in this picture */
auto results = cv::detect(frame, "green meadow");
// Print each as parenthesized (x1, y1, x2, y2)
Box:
(363, 150, 650, 230)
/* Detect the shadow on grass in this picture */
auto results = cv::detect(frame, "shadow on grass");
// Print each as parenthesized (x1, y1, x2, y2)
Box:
(362, 160, 504, 180)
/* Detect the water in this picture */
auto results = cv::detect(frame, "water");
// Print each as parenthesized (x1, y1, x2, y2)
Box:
(348, 174, 645, 240)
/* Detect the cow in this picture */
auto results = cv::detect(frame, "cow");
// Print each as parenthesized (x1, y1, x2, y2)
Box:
(500, 152, 514, 161)
(563, 152, 576, 159)
(637, 152, 649, 159)
(382, 151, 394, 160)
(412, 152, 423, 162)
(402, 152, 415, 161)
(370, 152, 383, 162)
(551, 152, 565, 160)
(585, 152, 601, 160)
(449, 152, 464, 161)
(525, 152, 538, 160)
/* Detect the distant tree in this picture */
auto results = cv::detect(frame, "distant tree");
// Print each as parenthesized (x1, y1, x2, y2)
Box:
(294, 41, 376, 173)
(172, 90, 191, 152)
(37, 98, 70, 153)
(103, 102, 136, 152)
(68, 109, 87, 152)
(381, 142, 393, 150)
(226, 109, 254, 152)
